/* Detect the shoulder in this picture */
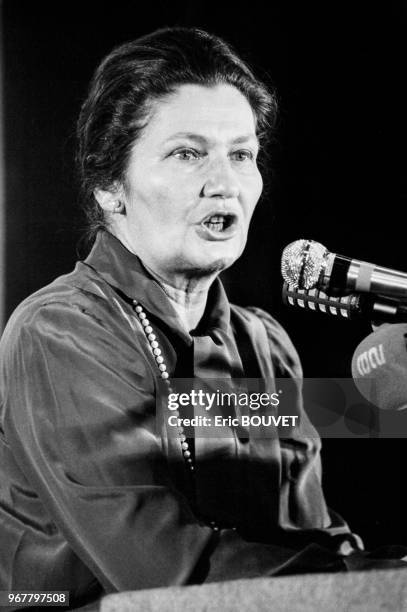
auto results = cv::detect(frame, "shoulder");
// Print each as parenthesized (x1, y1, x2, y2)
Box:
(0, 264, 155, 419)
(0, 262, 140, 363)
(230, 304, 303, 378)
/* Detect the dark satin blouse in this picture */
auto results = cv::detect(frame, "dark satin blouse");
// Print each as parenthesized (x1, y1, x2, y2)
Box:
(0, 231, 360, 607)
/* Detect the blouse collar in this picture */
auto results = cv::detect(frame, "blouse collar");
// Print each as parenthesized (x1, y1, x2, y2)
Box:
(84, 230, 231, 339)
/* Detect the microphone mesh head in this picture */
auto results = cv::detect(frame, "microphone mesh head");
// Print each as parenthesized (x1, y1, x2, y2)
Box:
(281, 239, 328, 289)
(352, 323, 407, 411)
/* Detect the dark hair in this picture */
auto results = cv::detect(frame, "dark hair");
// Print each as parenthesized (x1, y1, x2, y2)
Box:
(76, 27, 277, 238)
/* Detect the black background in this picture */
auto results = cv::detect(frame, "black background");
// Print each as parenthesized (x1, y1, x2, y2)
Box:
(2, 0, 407, 548)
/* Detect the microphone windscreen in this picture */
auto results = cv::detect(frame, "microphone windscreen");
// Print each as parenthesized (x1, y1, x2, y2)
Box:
(351, 323, 407, 410)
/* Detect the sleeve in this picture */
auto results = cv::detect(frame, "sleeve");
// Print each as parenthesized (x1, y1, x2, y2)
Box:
(243, 306, 364, 552)
(1, 299, 216, 592)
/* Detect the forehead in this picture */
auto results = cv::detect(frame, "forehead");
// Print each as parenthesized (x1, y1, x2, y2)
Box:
(139, 83, 258, 145)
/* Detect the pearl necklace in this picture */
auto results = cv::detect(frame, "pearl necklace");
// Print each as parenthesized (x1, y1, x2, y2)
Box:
(132, 299, 225, 532)
(132, 300, 195, 473)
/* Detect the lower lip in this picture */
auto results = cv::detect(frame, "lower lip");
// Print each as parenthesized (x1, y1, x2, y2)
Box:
(195, 222, 238, 241)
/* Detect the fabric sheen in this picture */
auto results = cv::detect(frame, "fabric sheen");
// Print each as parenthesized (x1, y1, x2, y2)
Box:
(0, 231, 360, 607)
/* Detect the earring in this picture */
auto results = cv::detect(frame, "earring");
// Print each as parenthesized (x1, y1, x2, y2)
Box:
(113, 201, 124, 213)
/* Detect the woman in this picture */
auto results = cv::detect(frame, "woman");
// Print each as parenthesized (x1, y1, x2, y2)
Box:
(0, 27, 376, 610)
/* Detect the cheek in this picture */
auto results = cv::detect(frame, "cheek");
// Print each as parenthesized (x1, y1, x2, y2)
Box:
(151, 172, 192, 216)
(254, 169, 264, 200)
(244, 171, 264, 218)
(128, 180, 176, 226)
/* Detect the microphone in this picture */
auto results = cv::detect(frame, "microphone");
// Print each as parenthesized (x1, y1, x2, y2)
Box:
(281, 239, 407, 300)
(282, 283, 407, 323)
(351, 324, 407, 410)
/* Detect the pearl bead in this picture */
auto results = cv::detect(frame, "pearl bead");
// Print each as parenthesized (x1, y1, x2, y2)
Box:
(158, 364, 166, 372)
(148, 333, 156, 341)
(153, 348, 161, 356)
(181, 442, 189, 450)
(151, 341, 159, 349)
(138, 312, 147, 319)
(141, 319, 149, 327)
(179, 433, 186, 442)
(145, 326, 153, 334)
(135, 305, 142, 313)
(156, 356, 164, 364)
(183, 450, 191, 459)
(161, 371, 169, 379)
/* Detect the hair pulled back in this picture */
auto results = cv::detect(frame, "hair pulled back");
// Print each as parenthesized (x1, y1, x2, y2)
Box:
(76, 27, 277, 238)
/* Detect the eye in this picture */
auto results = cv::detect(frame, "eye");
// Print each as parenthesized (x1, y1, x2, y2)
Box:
(230, 149, 255, 162)
(172, 148, 201, 161)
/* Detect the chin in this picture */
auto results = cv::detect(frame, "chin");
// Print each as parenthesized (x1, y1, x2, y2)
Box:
(200, 242, 243, 269)
(173, 242, 244, 277)
(192, 253, 239, 276)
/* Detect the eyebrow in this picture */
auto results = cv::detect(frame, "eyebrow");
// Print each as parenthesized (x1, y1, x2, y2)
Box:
(164, 132, 259, 146)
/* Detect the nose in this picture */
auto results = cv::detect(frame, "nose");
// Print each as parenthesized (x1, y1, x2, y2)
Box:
(202, 159, 240, 199)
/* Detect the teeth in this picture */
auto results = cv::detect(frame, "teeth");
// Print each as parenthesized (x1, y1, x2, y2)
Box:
(209, 215, 224, 223)
(202, 213, 234, 232)
(207, 222, 224, 232)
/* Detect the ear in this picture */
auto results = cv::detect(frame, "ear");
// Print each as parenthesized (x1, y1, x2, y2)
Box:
(94, 186, 125, 213)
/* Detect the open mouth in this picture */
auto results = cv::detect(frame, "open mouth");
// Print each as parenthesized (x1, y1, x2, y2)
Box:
(202, 214, 236, 233)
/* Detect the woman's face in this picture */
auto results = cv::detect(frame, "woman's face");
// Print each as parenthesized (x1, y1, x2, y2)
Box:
(118, 83, 263, 283)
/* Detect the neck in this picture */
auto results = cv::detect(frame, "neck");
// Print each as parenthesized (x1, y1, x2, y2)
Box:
(108, 228, 217, 331)
(143, 264, 213, 332)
